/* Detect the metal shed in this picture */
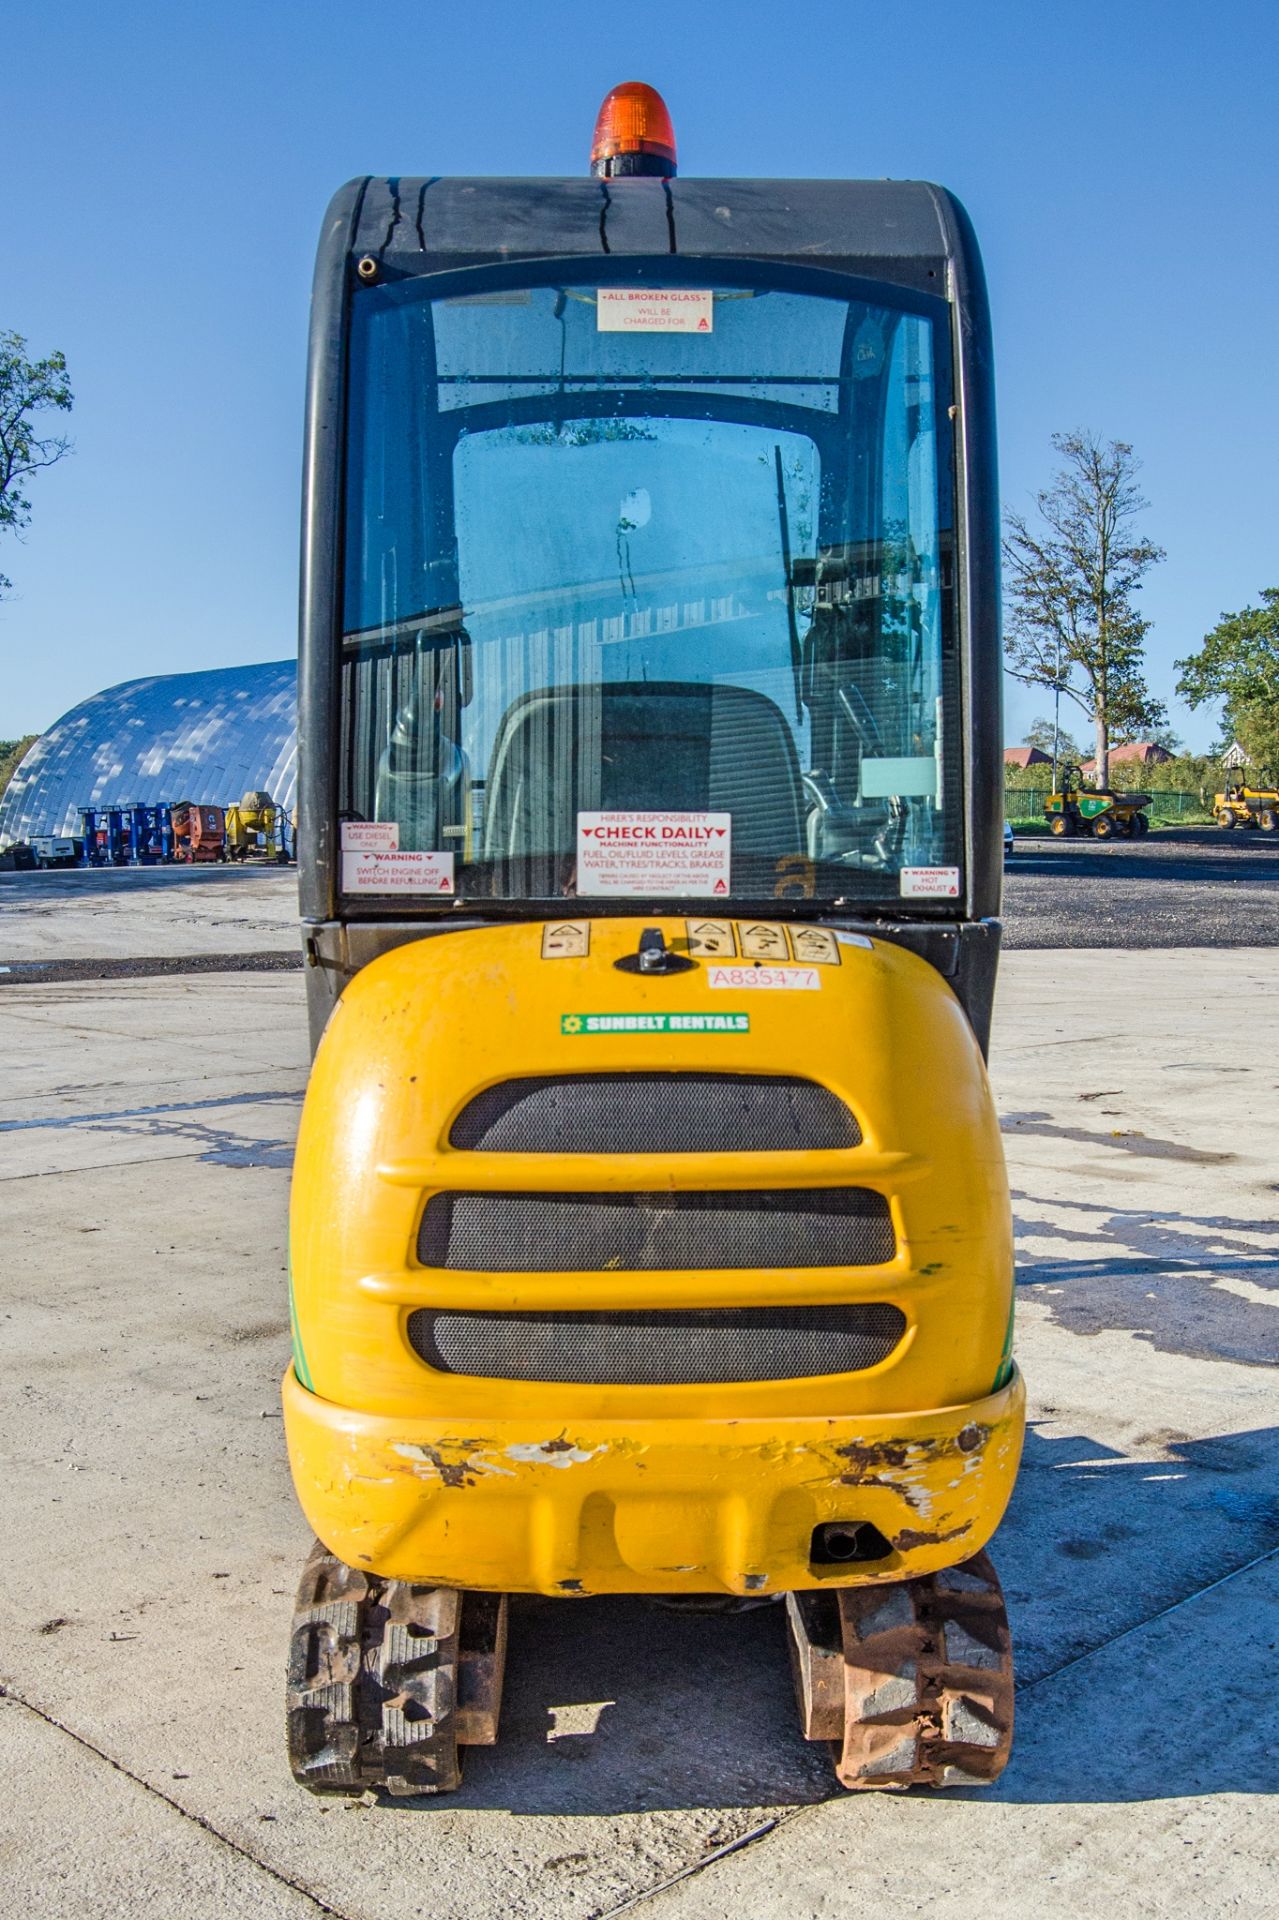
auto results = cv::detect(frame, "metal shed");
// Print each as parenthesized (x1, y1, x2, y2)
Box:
(0, 660, 298, 844)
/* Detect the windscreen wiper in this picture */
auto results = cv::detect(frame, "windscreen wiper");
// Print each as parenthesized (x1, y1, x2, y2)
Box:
(773, 444, 804, 723)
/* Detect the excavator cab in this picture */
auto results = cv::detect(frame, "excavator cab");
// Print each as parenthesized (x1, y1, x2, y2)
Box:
(285, 85, 1022, 1798)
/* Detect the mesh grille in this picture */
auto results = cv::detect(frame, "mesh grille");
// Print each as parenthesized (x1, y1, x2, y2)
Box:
(417, 1188, 895, 1272)
(449, 1073, 860, 1153)
(407, 1304, 907, 1385)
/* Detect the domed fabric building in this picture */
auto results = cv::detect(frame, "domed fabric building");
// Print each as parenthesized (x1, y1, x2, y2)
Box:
(0, 661, 298, 844)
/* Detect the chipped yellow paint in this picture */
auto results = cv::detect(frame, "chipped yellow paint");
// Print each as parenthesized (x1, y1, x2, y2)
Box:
(283, 1367, 1024, 1595)
(284, 915, 1022, 1595)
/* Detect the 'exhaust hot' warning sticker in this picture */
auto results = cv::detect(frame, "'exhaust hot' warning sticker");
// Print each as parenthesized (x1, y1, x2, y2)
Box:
(577, 811, 731, 896)
(900, 865, 960, 899)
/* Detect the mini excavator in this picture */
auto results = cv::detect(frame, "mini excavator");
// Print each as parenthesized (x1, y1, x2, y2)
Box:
(283, 84, 1023, 1797)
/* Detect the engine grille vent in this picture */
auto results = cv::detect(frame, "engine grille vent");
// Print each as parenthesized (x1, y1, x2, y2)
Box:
(417, 1187, 895, 1273)
(407, 1304, 907, 1385)
(449, 1073, 860, 1154)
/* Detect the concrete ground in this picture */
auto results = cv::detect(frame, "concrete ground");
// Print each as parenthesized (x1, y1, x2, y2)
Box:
(0, 863, 299, 966)
(0, 889, 1275, 1916)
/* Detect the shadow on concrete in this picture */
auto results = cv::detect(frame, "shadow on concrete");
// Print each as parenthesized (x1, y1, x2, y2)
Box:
(1003, 1112, 1235, 1165)
(439, 1593, 833, 1816)
(987, 1422, 1279, 1804)
(1013, 1188, 1279, 1367)
(369, 1415, 1279, 1817)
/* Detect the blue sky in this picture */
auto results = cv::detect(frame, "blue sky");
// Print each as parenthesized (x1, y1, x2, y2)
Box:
(4, 0, 1276, 747)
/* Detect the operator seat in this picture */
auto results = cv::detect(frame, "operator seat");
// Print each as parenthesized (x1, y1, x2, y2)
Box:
(481, 680, 804, 885)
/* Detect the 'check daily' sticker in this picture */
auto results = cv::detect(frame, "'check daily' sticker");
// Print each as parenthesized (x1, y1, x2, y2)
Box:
(577, 811, 731, 896)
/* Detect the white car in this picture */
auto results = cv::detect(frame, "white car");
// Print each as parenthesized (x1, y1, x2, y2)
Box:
(1004, 820, 1015, 857)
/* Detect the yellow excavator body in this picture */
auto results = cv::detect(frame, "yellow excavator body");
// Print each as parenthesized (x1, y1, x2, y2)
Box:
(284, 916, 1023, 1599)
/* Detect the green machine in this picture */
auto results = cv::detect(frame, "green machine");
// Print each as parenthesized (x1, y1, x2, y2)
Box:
(1045, 767, 1150, 838)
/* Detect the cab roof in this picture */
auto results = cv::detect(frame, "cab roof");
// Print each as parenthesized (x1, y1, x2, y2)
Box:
(338, 177, 965, 298)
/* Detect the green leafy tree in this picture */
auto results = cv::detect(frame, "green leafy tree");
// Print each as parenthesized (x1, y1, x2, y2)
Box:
(1024, 714, 1086, 765)
(1176, 588, 1279, 776)
(1004, 431, 1165, 787)
(0, 734, 38, 799)
(0, 332, 74, 597)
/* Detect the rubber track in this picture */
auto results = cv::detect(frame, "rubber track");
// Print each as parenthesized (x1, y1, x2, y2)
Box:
(286, 1539, 462, 1796)
(835, 1549, 1014, 1788)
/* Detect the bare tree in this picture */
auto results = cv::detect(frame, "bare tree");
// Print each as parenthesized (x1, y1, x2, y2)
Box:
(0, 332, 74, 598)
(1004, 431, 1164, 787)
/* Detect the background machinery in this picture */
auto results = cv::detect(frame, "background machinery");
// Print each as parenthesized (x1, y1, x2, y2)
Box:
(1044, 766, 1151, 838)
(124, 802, 174, 864)
(1214, 778, 1279, 831)
(80, 805, 127, 865)
(9, 794, 292, 867)
(283, 83, 1023, 1799)
(169, 801, 226, 862)
(225, 788, 290, 862)
(28, 833, 81, 868)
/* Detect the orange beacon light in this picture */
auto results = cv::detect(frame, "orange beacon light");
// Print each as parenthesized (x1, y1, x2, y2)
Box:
(590, 82, 678, 179)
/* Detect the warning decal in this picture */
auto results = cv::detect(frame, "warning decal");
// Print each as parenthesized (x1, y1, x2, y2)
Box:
(685, 919, 736, 958)
(790, 926, 841, 966)
(342, 849, 455, 894)
(577, 811, 731, 897)
(341, 821, 399, 851)
(738, 922, 788, 961)
(597, 289, 714, 334)
(900, 866, 960, 900)
(541, 921, 590, 959)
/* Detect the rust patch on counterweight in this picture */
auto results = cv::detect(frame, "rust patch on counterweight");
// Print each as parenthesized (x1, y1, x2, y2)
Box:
(836, 1440, 912, 1474)
(832, 1425, 990, 1490)
(891, 1522, 971, 1551)
(390, 1437, 495, 1488)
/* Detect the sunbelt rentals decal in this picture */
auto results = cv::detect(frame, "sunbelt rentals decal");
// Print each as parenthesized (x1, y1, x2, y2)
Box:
(561, 1012, 749, 1036)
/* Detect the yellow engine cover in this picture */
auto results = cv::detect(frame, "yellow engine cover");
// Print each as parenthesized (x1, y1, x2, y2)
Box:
(284, 917, 1023, 1596)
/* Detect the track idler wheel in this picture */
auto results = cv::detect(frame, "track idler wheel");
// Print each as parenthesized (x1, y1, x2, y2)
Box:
(786, 1550, 1014, 1791)
(286, 1540, 507, 1797)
